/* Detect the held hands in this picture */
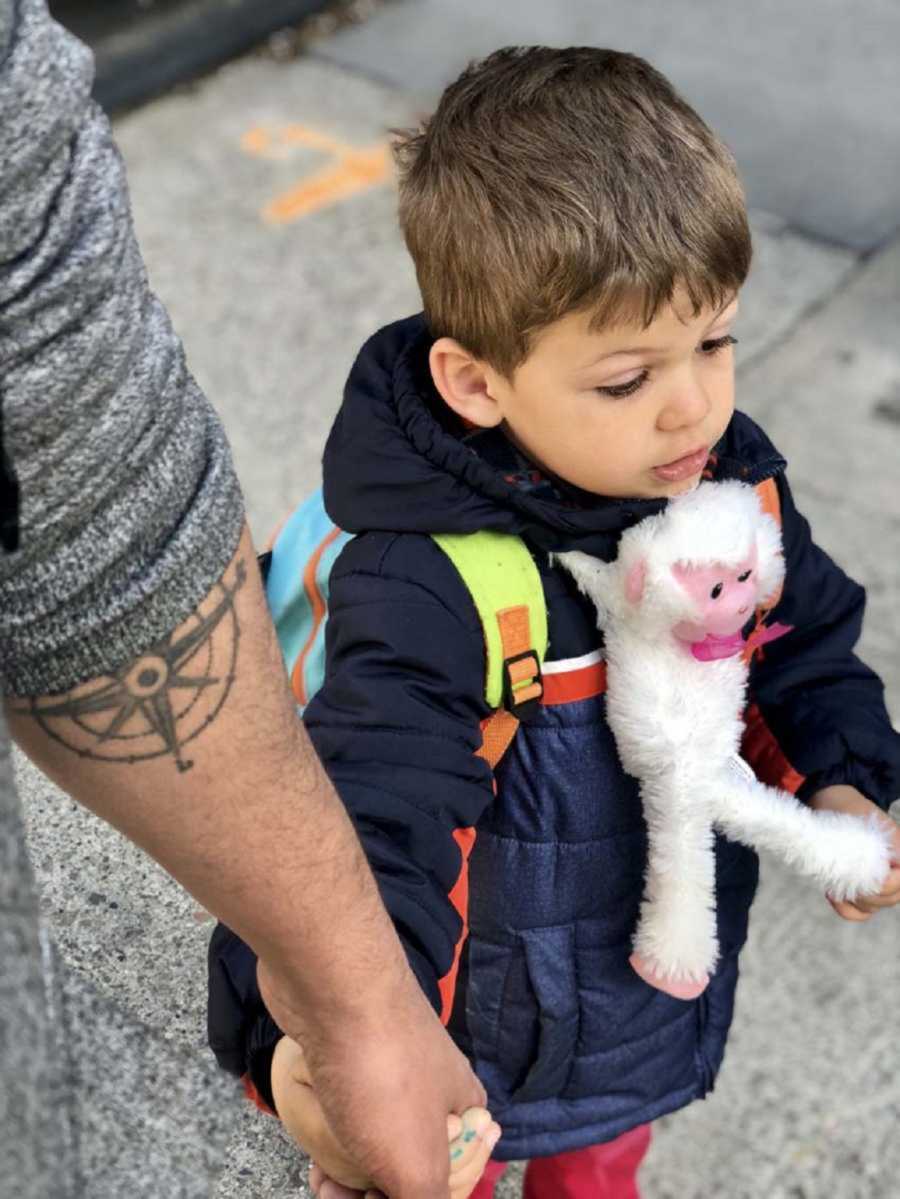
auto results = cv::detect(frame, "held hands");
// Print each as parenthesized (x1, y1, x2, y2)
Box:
(258, 959, 488, 1199)
(808, 785, 900, 920)
(271, 1035, 500, 1199)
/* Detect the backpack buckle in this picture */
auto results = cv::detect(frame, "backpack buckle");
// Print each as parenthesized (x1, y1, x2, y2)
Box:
(502, 649, 543, 719)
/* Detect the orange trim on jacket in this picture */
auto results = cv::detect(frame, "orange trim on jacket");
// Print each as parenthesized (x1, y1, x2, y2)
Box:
(542, 659, 607, 706)
(437, 826, 476, 1025)
(241, 1072, 277, 1118)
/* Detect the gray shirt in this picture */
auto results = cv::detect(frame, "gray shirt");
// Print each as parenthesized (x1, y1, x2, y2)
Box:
(1, 0, 245, 1190)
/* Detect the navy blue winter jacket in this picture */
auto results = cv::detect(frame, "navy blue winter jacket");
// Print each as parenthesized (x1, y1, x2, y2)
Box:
(208, 314, 900, 1159)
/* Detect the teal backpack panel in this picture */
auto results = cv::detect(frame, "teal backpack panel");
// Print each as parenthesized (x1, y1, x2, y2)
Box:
(264, 491, 547, 719)
(266, 488, 352, 711)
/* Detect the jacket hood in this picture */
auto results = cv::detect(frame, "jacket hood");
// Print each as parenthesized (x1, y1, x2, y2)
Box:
(323, 314, 786, 560)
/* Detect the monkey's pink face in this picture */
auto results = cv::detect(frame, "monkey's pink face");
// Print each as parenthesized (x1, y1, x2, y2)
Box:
(671, 546, 758, 644)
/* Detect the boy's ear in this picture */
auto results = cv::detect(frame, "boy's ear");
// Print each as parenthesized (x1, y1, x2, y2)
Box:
(429, 338, 504, 429)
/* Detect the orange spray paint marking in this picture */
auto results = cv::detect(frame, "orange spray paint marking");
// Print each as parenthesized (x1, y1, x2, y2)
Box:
(264, 146, 390, 223)
(241, 127, 274, 156)
(241, 123, 392, 223)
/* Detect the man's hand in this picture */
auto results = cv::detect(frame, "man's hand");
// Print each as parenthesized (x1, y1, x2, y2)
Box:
(270, 1034, 498, 1199)
(808, 785, 900, 921)
(259, 959, 487, 1199)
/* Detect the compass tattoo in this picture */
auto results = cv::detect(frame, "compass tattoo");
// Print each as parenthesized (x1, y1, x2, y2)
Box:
(14, 559, 248, 773)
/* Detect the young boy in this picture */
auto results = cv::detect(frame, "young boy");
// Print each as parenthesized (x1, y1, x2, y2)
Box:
(208, 47, 900, 1198)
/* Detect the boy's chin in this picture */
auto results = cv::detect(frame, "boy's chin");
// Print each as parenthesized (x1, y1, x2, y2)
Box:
(637, 469, 705, 498)
(609, 475, 702, 501)
(662, 474, 703, 497)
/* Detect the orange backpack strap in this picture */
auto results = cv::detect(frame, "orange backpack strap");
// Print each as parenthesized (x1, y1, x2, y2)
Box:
(476, 604, 547, 767)
(476, 710, 521, 770)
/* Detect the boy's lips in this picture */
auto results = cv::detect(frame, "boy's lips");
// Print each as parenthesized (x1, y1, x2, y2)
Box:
(652, 446, 709, 482)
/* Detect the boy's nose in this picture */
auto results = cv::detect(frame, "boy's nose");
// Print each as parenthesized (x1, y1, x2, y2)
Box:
(656, 378, 711, 433)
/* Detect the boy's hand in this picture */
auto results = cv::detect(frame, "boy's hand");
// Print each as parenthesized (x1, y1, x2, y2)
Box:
(271, 1035, 370, 1191)
(807, 785, 900, 920)
(271, 1036, 501, 1199)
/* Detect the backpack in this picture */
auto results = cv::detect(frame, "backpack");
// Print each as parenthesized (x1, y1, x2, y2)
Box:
(260, 488, 548, 773)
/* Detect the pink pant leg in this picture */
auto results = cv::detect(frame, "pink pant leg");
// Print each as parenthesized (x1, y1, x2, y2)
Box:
(522, 1123, 652, 1199)
(468, 1157, 509, 1199)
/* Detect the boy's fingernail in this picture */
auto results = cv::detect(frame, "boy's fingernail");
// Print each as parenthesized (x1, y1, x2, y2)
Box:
(485, 1125, 502, 1151)
(463, 1110, 491, 1139)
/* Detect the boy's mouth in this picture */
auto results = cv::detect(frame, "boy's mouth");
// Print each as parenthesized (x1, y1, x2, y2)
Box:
(652, 446, 709, 483)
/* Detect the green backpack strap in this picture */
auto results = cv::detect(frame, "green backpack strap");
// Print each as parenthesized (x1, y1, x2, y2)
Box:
(432, 530, 548, 716)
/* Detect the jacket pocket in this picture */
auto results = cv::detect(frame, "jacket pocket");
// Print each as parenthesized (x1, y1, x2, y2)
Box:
(465, 925, 580, 1105)
(507, 925, 579, 1103)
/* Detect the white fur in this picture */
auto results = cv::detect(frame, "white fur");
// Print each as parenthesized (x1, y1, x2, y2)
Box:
(556, 481, 892, 986)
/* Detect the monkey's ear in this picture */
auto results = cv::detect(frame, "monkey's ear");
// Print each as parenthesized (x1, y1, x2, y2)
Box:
(624, 559, 647, 605)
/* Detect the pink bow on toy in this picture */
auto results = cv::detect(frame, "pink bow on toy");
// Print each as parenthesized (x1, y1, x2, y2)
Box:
(691, 621, 793, 662)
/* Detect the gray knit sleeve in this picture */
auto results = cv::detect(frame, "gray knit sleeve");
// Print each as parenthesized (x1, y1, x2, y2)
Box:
(0, 0, 246, 696)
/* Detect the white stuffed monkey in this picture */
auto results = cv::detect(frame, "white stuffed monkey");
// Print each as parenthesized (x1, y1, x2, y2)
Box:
(557, 481, 892, 1000)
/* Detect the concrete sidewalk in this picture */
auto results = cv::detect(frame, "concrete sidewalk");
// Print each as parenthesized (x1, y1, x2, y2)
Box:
(14, 6, 900, 1196)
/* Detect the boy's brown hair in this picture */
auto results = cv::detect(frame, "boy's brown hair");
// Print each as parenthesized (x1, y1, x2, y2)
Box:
(393, 47, 751, 378)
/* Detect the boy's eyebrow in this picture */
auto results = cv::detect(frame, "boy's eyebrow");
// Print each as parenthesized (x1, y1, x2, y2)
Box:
(578, 298, 739, 369)
(579, 343, 666, 368)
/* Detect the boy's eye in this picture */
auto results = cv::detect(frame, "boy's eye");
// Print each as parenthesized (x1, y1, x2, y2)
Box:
(737, 569, 752, 582)
(699, 334, 738, 356)
(710, 582, 724, 599)
(596, 370, 649, 398)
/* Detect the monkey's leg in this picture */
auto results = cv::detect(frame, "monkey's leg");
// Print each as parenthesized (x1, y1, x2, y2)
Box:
(710, 757, 891, 901)
(630, 771, 719, 997)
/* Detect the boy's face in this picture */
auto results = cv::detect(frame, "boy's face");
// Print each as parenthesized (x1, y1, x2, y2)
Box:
(485, 291, 739, 499)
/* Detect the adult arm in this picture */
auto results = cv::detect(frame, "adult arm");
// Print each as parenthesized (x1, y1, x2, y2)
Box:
(0, 3, 482, 1195)
(4, 527, 484, 1199)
